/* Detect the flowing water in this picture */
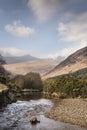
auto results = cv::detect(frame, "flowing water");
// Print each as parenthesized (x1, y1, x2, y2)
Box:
(0, 93, 87, 130)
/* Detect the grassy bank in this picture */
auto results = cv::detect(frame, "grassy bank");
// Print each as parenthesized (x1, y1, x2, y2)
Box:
(46, 98, 87, 128)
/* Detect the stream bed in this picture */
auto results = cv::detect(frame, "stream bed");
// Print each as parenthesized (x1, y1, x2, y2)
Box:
(0, 94, 87, 130)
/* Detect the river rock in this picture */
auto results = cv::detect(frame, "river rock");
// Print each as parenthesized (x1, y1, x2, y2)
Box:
(29, 107, 34, 111)
(30, 116, 40, 124)
(51, 92, 58, 97)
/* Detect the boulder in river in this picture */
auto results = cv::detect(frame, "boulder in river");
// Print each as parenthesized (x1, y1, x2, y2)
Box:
(30, 116, 40, 124)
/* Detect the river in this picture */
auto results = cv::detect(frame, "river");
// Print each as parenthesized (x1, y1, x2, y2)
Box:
(0, 93, 86, 130)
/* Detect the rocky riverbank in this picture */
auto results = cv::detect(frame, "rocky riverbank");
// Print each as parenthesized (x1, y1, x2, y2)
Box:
(0, 83, 17, 110)
(46, 98, 87, 128)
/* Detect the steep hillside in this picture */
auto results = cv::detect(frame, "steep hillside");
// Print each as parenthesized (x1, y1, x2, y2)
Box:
(43, 46, 87, 79)
(3, 59, 58, 76)
(55, 46, 87, 69)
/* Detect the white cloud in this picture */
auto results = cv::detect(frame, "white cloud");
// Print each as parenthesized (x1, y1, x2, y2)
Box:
(0, 47, 28, 56)
(57, 13, 87, 43)
(28, 0, 60, 21)
(48, 42, 87, 59)
(5, 21, 35, 37)
(58, 43, 87, 57)
(50, 13, 87, 58)
(28, 0, 87, 23)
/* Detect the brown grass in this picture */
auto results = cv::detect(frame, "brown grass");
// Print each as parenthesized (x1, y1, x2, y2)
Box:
(3, 60, 58, 76)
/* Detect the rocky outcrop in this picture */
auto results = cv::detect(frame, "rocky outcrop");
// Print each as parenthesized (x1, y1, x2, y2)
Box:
(0, 83, 17, 110)
(0, 84, 9, 109)
(51, 92, 66, 99)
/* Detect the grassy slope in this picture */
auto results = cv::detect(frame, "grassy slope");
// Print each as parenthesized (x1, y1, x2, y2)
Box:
(3, 60, 58, 76)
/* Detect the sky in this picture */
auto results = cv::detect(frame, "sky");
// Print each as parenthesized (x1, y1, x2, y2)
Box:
(0, 0, 87, 58)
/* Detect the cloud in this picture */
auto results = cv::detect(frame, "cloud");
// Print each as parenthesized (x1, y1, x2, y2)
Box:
(52, 12, 87, 58)
(5, 21, 35, 37)
(58, 43, 87, 57)
(48, 42, 87, 59)
(57, 13, 87, 43)
(0, 47, 28, 56)
(28, 0, 87, 22)
(28, 0, 64, 21)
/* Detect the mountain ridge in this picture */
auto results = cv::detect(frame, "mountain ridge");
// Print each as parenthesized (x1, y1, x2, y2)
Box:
(3, 54, 40, 64)
(43, 46, 87, 79)
(54, 46, 87, 70)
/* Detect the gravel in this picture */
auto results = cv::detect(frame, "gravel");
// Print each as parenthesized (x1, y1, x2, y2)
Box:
(46, 98, 87, 128)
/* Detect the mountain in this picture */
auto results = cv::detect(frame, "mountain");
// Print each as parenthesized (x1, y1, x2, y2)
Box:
(56, 56, 65, 61)
(3, 59, 58, 76)
(3, 55, 40, 64)
(3, 55, 65, 64)
(43, 46, 87, 79)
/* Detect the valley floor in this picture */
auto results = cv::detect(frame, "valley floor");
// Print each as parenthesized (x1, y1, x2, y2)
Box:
(46, 98, 87, 128)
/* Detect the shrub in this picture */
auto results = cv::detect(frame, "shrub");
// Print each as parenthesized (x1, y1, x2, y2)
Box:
(44, 74, 87, 98)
